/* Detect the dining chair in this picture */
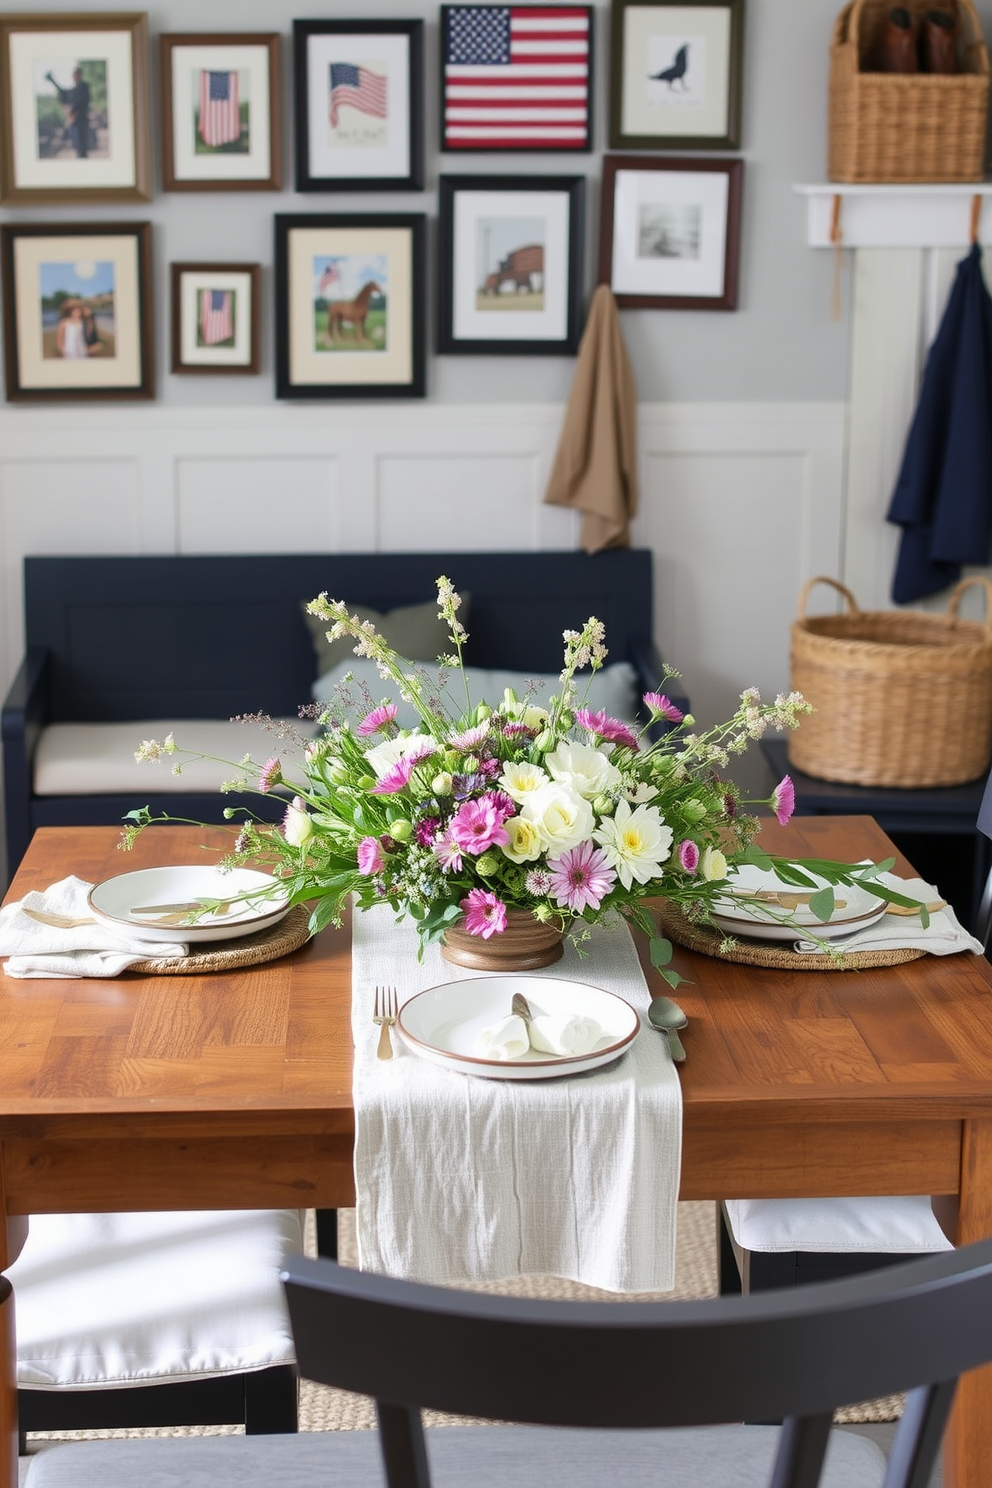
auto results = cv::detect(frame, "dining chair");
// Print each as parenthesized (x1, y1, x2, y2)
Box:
(11, 1208, 303, 1443)
(22, 1237, 992, 1488)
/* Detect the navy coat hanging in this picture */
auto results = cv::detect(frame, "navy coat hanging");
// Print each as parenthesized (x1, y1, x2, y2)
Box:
(887, 243, 992, 604)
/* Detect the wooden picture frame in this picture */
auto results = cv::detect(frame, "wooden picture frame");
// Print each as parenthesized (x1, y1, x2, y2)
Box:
(0, 11, 151, 205)
(274, 213, 426, 400)
(609, 0, 744, 150)
(599, 155, 743, 310)
(438, 174, 584, 356)
(160, 33, 280, 191)
(439, 4, 594, 154)
(171, 262, 260, 375)
(1, 221, 154, 401)
(293, 19, 423, 192)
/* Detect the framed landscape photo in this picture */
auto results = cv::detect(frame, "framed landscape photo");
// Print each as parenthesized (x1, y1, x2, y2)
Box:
(1, 221, 153, 401)
(293, 19, 423, 192)
(0, 12, 151, 204)
(171, 262, 260, 375)
(599, 155, 742, 310)
(438, 175, 584, 355)
(440, 4, 593, 153)
(609, 0, 743, 150)
(274, 213, 426, 400)
(161, 33, 280, 191)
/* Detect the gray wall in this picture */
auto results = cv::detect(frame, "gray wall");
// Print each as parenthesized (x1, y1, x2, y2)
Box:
(8, 0, 982, 407)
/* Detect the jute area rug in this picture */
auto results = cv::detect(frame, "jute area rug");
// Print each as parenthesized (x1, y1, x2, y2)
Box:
(27, 1203, 899, 1446)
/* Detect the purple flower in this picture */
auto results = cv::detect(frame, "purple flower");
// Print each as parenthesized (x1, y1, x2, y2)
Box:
(449, 797, 511, 855)
(435, 830, 464, 874)
(772, 775, 795, 826)
(547, 840, 617, 913)
(644, 692, 684, 723)
(357, 836, 386, 875)
(678, 840, 699, 874)
(257, 756, 282, 794)
(459, 888, 507, 939)
(415, 816, 440, 847)
(503, 721, 534, 739)
(488, 790, 517, 821)
(357, 702, 398, 737)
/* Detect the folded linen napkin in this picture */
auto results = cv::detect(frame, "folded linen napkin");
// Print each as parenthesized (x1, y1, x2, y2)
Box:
(0, 875, 187, 978)
(528, 1011, 603, 1056)
(352, 908, 683, 1294)
(794, 873, 983, 956)
(472, 1013, 530, 1060)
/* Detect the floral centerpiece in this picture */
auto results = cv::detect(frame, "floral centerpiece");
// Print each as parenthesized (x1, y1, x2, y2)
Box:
(126, 576, 923, 982)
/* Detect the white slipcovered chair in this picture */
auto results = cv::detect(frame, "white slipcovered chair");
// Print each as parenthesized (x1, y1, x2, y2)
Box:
(10, 1209, 303, 1442)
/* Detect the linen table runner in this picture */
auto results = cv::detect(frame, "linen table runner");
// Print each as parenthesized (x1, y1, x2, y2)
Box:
(352, 908, 682, 1294)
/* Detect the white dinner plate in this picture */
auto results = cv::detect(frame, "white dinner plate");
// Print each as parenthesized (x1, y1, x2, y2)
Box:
(396, 975, 640, 1080)
(88, 866, 290, 943)
(710, 864, 886, 942)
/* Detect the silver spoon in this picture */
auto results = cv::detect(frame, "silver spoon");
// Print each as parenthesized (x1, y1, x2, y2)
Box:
(647, 995, 688, 1063)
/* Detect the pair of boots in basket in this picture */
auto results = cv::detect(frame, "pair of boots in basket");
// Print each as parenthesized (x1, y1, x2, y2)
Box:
(871, 5, 958, 73)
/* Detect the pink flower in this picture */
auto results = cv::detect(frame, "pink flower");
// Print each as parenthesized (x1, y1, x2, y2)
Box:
(258, 757, 282, 794)
(449, 797, 510, 855)
(525, 868, 554, 896)
(772, 775, 795, 826)
(357, 836, 386, 874)
(415, 816, 440, 847)
(503, 721, 534, 739)
(644, 693, 684, 723)
(487, 790, 517, 821)
(678, 840, 699, 874)
(547, 840, 617, 913)
(459, 888, 507, 939)
(435, 830, 464, 873)
(371, 756, 416, 794)
(357, 702, 398, 737)
(574, 708, 639, 751)
(447, 721, 489, 750)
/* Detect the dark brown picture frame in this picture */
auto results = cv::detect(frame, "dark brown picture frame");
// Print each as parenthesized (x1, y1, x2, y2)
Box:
(608, 0, 744, 150)
(1, 221, 154, 402)
(171, 262, 261, 375)
(0, 11, 151, 205)
(160, 32, 281, 192)
(599, 155, 743, 311)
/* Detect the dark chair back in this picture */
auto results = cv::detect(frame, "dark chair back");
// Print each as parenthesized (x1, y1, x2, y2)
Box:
(976, 768, 992, 949)
(283, 1239, 992, 1488)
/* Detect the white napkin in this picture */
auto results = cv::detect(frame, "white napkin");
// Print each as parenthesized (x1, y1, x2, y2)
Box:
(351, 908, 683, 1294)
(795, 873, 984, 956)
(472, 1013, 530, 1060)
(0, 875, 187, 978)
(528, 1011, 603, 1055)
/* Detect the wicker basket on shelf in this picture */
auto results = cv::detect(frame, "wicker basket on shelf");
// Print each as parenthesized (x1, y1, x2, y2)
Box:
(788, 575, 992, 788)
(828, 0, 989, 182)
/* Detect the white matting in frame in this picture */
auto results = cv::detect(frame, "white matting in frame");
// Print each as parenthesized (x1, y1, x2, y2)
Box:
(9, 29, 136, 190)
(170, 44, 272, 182)
(287, 225, 413, 387)
(621, 5, 731, 141)
(452, 189, 570, 343)
(306, 32, 410, 182)
(13, 232, 142, 390)
(611, 166, 728, 298)
(180, 269, 252, 365)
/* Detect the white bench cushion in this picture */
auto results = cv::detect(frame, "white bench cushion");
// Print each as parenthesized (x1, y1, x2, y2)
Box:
(724, 1197, 954, 1254)
(33, 720, 318, 797)
(11, 1209, 304, 1388)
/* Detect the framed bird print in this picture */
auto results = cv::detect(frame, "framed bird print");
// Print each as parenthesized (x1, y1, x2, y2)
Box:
(608, 0, 744, 150)
(293, 19, 423, 192)
(160, 33, 281, 191)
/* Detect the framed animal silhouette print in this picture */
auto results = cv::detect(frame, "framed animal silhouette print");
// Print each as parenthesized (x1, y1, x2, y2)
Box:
(274, 213, 426, 399)
(608, 0, 744, 150)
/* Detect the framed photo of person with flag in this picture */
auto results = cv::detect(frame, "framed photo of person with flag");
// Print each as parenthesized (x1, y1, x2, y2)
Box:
(170, 262, 260, 374)
(293, 19, 423, 192)
(161, 33, 280, 191)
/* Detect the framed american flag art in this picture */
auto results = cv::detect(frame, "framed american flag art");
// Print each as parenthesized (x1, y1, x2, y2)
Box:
(170, 262, 260, 375)
(293, 19, 423, 192)
(160, 34, 281, 191)
(440, 4, 594, 153)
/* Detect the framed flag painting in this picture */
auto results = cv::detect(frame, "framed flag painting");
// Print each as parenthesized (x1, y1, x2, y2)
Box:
(608, 0, 744, 150)
(293, 20, 423, 192)
(170, 262, 260, 374)
(161, 34, 281, 190)
(440, 4, 593, 153)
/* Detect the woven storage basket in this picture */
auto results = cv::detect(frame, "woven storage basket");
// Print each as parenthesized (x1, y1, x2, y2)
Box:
(788, 575, 992, 788)
(828, 0, 989, 182)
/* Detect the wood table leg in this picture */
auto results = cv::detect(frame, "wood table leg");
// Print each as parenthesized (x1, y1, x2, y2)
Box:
(944, 1119, 992, 1488)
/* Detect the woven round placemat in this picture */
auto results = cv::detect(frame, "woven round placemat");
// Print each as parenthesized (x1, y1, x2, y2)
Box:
(655, 902, 925, 972)
(130, 904, 312, 975)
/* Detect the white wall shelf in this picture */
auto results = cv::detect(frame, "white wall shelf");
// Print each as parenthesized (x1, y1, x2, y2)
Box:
(796, 182, 992, 248)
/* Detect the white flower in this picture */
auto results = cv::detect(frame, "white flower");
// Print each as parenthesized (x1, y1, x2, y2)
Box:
(499, 760, 549, 803)
(520, 782, 594, 856)
(546, 740, 621, 801)
(625, 780, 659, 803)
(501, 816, 545, 863)
(593, 799, 673, 891)
(283, 796, 313, 847)
(365, 732, 435, 781)
(700, 846, 728, 882)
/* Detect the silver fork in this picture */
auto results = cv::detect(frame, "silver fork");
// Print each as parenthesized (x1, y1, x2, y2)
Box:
(373, 985, 398, 1060)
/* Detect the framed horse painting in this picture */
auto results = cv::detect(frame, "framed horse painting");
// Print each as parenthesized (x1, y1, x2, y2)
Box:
(274, 213, 426, 399)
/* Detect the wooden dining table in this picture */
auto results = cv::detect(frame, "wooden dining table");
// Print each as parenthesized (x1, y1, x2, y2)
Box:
(2, 816, 992, 1488)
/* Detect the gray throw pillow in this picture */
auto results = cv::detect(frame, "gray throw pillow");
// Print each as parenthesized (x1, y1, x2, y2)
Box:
(302, 596, 470, 676)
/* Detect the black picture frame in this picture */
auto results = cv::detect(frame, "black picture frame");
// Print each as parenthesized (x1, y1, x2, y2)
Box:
(608, 0, 744, 150)
(274, 212, 426, 400)
(439, 4, 594, 154)
(437, 174, 584, 356)
(293, 19, 423, 192)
